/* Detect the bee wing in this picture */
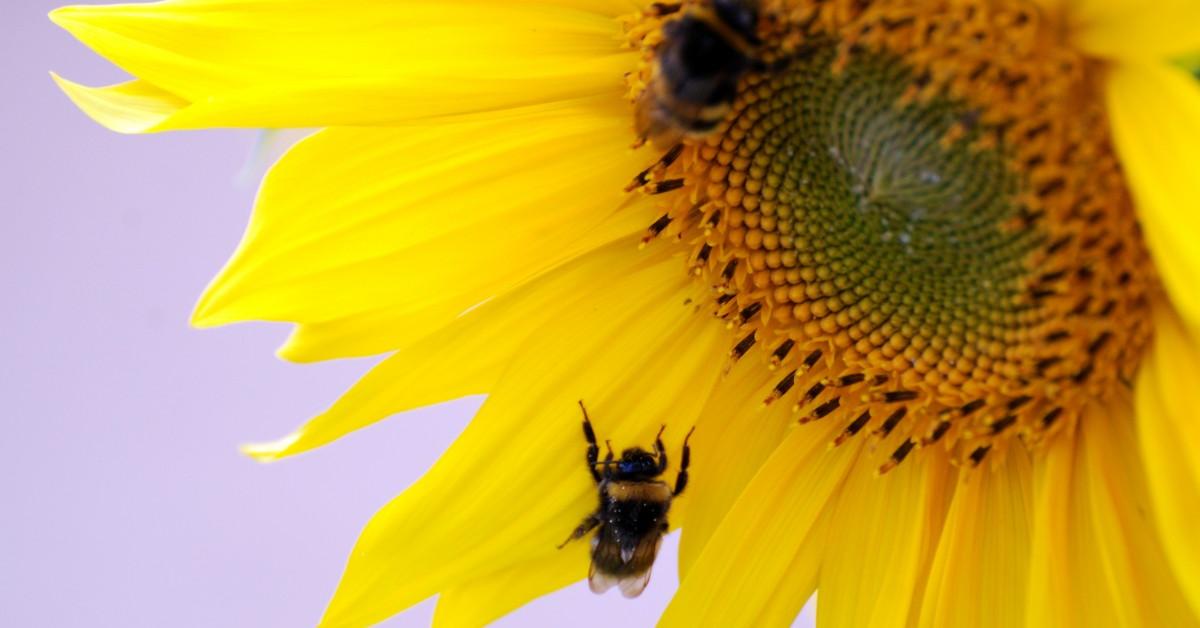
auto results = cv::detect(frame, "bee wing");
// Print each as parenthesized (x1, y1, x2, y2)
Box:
(617, 535, 664, 599)
(587, 561, 621, 594)
(617, 569, 654, 599)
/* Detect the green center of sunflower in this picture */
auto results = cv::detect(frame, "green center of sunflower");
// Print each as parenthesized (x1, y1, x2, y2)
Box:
(724, 44, 1041, 353)
(626, 1, 1157, 472)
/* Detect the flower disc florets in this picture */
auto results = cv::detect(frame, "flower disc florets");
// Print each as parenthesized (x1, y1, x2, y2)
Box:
(626, 0, 1157, 472)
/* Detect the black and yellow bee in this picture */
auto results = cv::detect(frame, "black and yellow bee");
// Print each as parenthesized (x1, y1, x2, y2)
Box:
(635, 0, 762, 148)
(558, 401, 695, 598)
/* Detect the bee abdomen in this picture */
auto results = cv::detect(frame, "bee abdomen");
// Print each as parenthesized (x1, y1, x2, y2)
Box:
(605, 480, 673, 502)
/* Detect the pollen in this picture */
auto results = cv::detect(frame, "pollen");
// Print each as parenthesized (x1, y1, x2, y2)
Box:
(624, 0, 1157, 471)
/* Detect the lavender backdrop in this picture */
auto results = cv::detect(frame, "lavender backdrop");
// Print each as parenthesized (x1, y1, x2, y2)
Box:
(2, 1, 816, 626)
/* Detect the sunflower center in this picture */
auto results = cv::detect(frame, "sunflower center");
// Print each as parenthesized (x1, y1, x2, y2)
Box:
(625, 1, 1157, 471)
(720, 43, 1041, 354)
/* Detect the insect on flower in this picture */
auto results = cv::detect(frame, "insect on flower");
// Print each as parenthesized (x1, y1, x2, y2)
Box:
(635, 0, 763, 148)
(559, 400, 694, 598)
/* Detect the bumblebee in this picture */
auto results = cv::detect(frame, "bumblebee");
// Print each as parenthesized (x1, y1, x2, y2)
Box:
(558, 401, 695, 598)
(635, 0, 762, 148)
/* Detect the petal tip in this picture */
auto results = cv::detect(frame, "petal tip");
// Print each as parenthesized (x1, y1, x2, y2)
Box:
(188, 298, 228, 329)
(274, 337, 317, 364)
(188, 301, 224, 329)
(47, 6, 82, 30)
(190, 278, 244, 328)
(240, 432, 302, 462)
(50, 74, 182, 134)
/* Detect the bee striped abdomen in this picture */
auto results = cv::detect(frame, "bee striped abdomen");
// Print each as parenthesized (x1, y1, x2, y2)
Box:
(605, 480, 673, 502)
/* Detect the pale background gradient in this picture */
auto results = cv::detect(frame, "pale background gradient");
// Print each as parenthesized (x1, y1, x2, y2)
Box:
(2, 1, 816, 626)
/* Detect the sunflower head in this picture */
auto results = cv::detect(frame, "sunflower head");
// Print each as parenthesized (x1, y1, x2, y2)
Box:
(625, 0, 1157, 473)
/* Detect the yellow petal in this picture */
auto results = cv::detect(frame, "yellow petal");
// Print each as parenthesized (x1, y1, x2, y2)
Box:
(752, 539, 827, 628)
(675, 357, 791, 576)
(1029, 420, 1138, 628)
(1137, 304, 1200, 616)
(244, 238, 666, 461)
(1029, 398, 1198, 627)
(51, 0, 635, 130)
(1106, 61, 1200, 328)
(435, 533, 685, 627)
(661, 420, 859, 627)
(818, 453, 955, 628)
(432, 551, 582, 628)
(1026, 422, 1079, 628)
(320, 259, 727, 627)
(918, 450, 1032, 628)
(49, 75, 187, 134)
(193, 104, 652, 359)
(1068, 0, 1200, 60)
(273, 202, 656, 365)
(1078, 398, 1197, 626)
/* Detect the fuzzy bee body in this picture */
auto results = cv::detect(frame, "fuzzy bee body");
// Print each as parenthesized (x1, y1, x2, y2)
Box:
(636, 0, 762, 147)
(589, 480, 671, 596)
(560, 401, 695, 598)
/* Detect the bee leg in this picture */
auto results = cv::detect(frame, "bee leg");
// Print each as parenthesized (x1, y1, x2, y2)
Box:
(579, 400, 602, 484)
(654, 424, 668, 475)
(673, 426, 697, 497)
(557, 514, 601, 549)
(603, 440, 615, 480)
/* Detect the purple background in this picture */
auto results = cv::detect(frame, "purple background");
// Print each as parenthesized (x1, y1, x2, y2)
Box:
(3, 1, 816, 626)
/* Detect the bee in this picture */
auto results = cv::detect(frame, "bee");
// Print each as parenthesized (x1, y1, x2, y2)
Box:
(558, 401, 695, 598)
(635, 0, 763, 148)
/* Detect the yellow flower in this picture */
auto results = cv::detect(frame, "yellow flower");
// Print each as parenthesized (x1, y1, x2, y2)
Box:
(53, 0, 1200, 626)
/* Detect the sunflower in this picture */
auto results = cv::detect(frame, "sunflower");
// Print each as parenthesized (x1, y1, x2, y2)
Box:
(53, 0, 1200, 626)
